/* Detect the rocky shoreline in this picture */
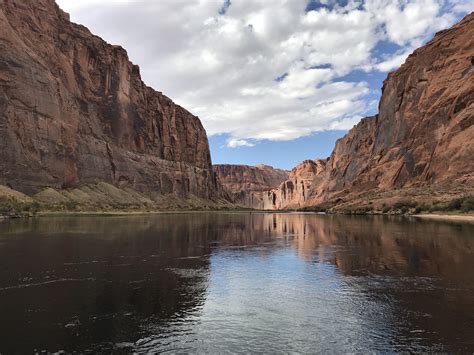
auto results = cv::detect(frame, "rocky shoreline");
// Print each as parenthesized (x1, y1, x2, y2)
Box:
(2, 205, 473, 223)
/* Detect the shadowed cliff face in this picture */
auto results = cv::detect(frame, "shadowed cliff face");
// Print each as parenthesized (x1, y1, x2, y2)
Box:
(214, 164, 289, 208)
(263, 13, 474, 210)
(0, 0, 218, 199)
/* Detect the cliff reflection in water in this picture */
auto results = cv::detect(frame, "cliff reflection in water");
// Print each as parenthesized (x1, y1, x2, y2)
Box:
(0, 213, 473, 353)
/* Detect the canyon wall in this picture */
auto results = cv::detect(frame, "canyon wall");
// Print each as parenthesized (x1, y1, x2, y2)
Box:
(264, 13, 474, 210)
(262, 160, 326, 209)
(0, 0, 220, 200)
(214, 164, 288, 208)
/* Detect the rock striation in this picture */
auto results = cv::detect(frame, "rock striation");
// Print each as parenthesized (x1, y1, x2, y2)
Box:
(263, 159, 326, 209)
(0, 0, 220, 200)
(264, 13, 474, 210)
(214, 164, 289, 208)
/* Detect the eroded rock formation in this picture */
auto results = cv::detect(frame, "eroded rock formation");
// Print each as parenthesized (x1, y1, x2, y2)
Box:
(214, 164, 289, 208)
(0, 0, 219, 200)
(263, 159, 326, 209)
(263, 13, 474, 210)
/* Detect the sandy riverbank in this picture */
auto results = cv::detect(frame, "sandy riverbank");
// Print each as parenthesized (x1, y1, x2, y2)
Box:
(412, 214, 474, 223)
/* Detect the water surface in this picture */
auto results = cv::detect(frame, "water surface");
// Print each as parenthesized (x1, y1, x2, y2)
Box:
(0, 213, 473, 353)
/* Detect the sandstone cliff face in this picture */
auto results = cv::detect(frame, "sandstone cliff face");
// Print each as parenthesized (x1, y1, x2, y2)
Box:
(214, 164, 288, 208)
(263, 159, 326, 209)
(0, 0, 219, 199)
(265, 13, 474, 210)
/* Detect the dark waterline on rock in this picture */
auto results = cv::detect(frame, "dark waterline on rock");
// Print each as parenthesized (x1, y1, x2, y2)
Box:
(0, 213, 473, 353)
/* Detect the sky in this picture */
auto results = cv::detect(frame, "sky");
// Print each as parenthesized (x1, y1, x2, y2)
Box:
(56, 0, 473, 170)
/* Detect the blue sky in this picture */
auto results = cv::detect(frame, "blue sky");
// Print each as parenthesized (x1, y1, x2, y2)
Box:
(57, 0, 473, 170)
(210, 130, 348, 169)
(210, 66, 388, 169)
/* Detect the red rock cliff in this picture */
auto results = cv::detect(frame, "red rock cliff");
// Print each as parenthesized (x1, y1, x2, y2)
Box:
(214, 164, 289, 208)
(0, 0, 219, 198)
(263, 159, 327, 209)
(265, 13, 474, 210)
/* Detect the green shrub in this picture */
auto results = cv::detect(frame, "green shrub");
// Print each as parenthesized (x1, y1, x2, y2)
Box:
(345, 206, 373, 215)
(433, 195, 474, 212)
(421, 195, 474, 213)
(64, 201, 79, 211)
(393, 200, 417, 210)
(460, 196, 474, 212)
(448, 198, 463, 210)
(299, 205, 328, 213)
(0, 198, 42, 216)
(427, 204, 437, 213)
(413, 204, 431, 213)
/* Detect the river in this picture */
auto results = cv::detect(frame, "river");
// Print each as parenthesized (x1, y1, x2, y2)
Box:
(0, 213, 473, 353)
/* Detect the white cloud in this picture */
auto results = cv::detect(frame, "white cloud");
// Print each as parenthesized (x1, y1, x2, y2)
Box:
(449, 0, 474, 13)
(226, 139, 256, 148)
(372, 48, 415, 72)
(56, 0, 470, 147)
(366, 0, 454, 45)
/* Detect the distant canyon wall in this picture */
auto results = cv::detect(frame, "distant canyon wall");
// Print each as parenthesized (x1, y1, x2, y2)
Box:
(214, 164, 289, 208)
(260, 159, 327, 210)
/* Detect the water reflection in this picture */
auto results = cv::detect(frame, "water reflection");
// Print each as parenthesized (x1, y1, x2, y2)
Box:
(0, 213, 473, 352)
